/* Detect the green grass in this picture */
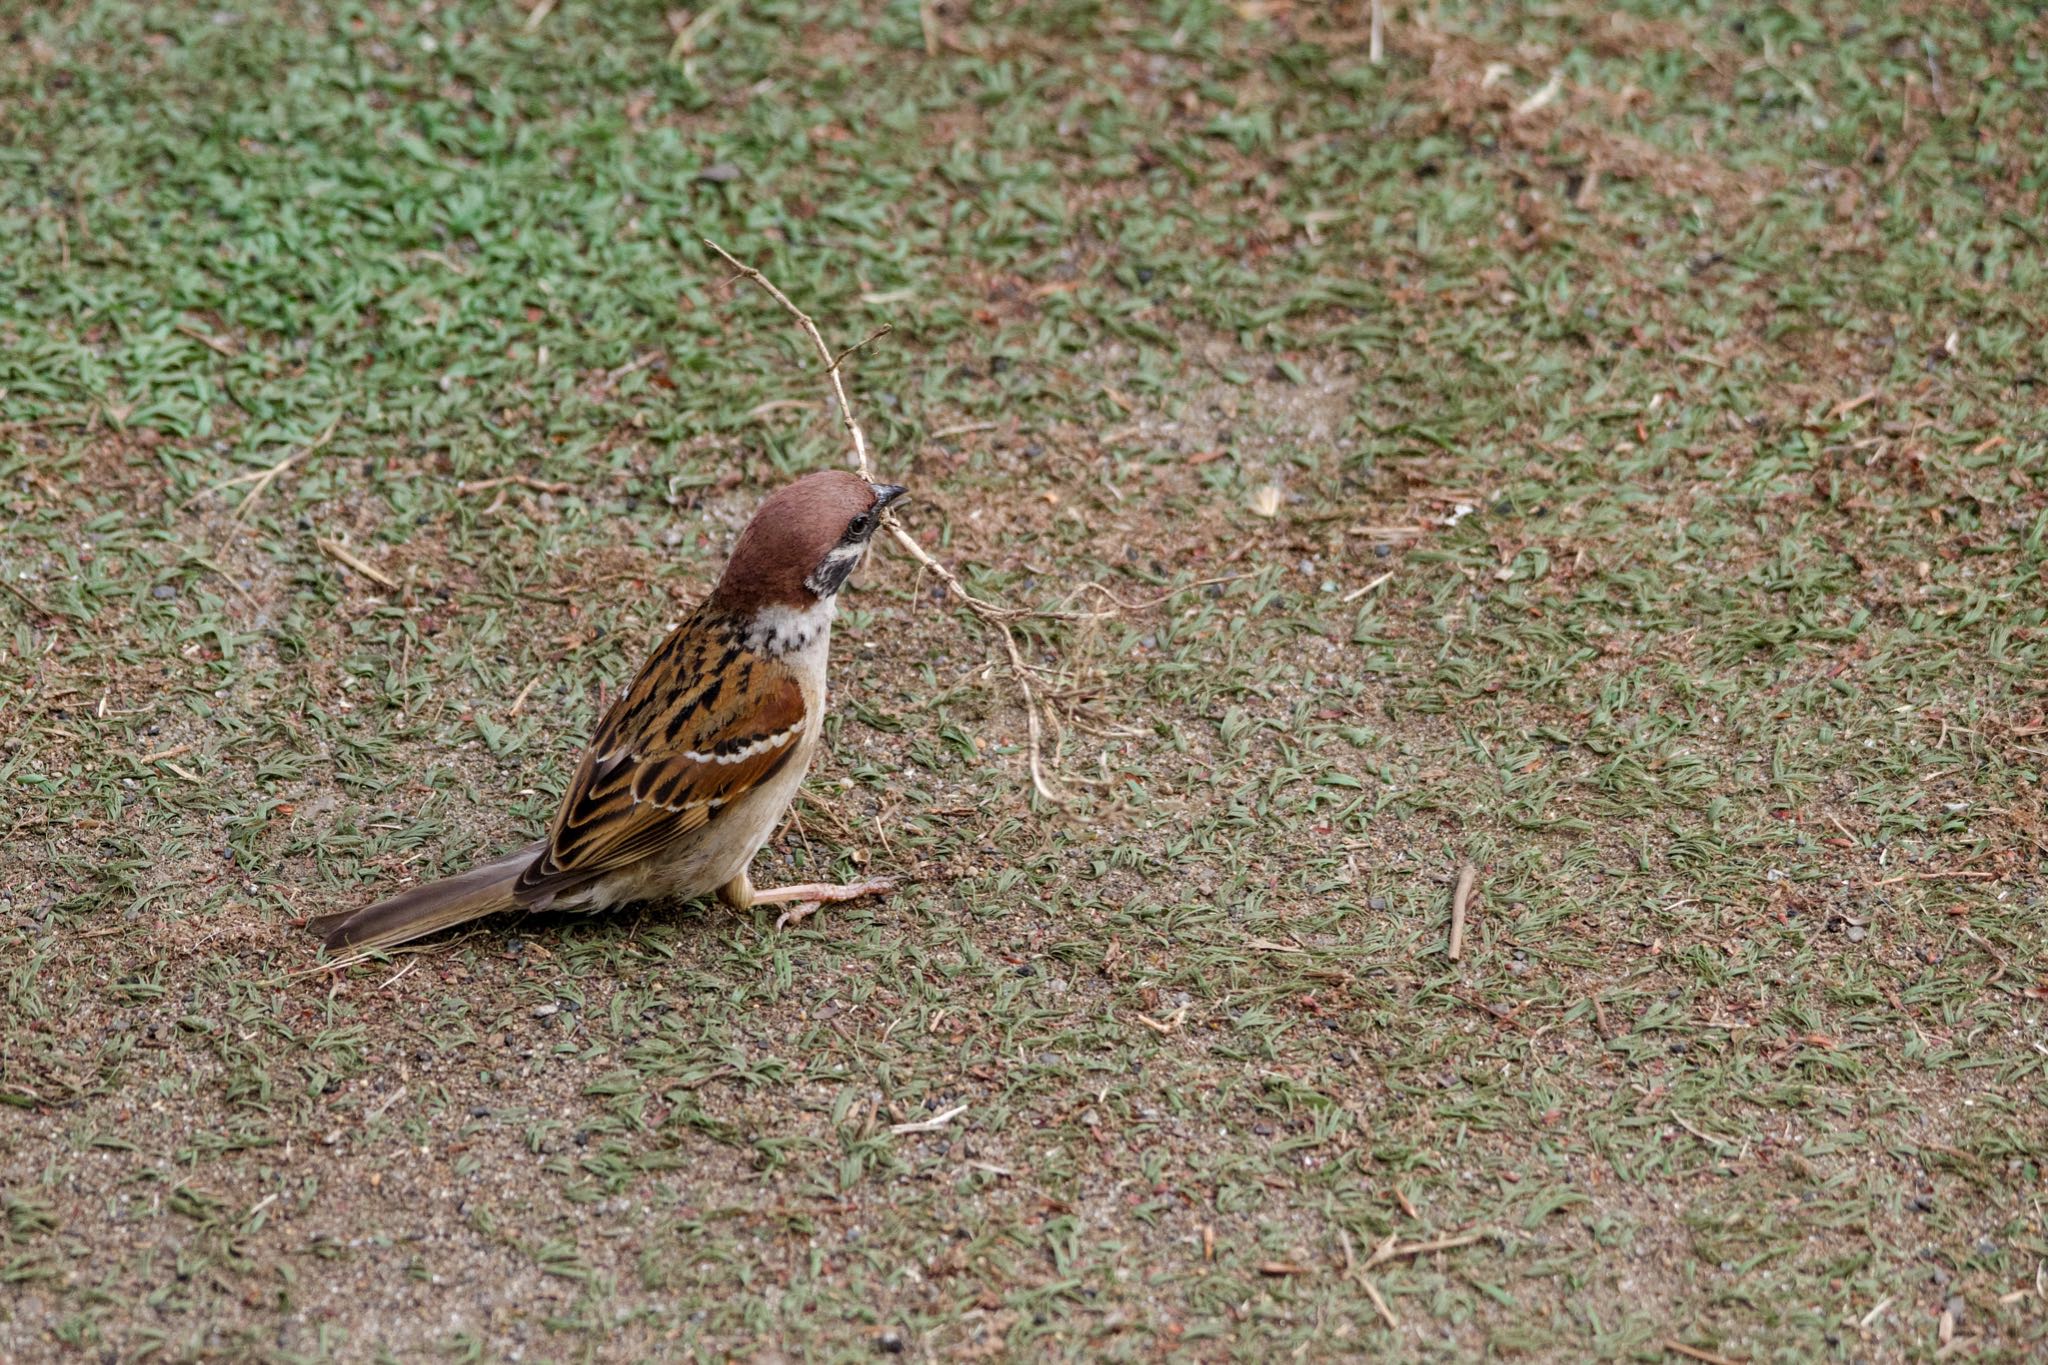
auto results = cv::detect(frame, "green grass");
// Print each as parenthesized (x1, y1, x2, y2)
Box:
(4, 0, 2047, 1359)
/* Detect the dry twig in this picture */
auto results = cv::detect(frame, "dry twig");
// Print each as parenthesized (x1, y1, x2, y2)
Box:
(1361, 1230, 1488, 1270)
(508, 674, 542, 716)
(175, 323, 238, 357)
(1514, 69, 1565, 117)
(668, 0, 733, 58)
(182, 415, 344, 519)
(702, 239, 874, 473)
(1341, 571, 1393, 603)
(702, 236, 1071, 803)
(1339, 1227, 1400, 1328)
(1448, 863, 1478, 960)
(1873, 868, 1998, 886)
(593, 349, 665, 394)
(316, 537, 399, 591)
(1662, 1341, 1746, 1365)
(456, 475, 575, 496)
(363, 1084, 408, 1124)
(889, 1103, 967, 1136)
(0, 575, 55, 618)
(1036, 572, 1255, 622)
(1358, 1272, 1399, 1328)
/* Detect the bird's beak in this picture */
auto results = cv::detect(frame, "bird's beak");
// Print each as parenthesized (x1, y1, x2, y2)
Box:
(868, 482, 909, 512)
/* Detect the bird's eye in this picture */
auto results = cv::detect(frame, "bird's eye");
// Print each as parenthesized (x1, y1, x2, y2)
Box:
(848, 513, 871, 537)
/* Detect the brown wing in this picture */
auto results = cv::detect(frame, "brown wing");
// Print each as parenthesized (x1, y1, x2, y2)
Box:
(516, 616, 809, 905)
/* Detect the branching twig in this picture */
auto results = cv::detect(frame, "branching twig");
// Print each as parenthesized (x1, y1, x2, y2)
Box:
(703, 239, 875, 477)
(833, 324, 893, 370)
(702, 236, 1070, 804)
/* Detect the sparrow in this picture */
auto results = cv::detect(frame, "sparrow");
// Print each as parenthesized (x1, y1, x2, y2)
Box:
(308, 470, 907, 954)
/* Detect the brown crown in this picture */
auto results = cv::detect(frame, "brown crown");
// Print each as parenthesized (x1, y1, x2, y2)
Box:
(708, 470, 884, 614)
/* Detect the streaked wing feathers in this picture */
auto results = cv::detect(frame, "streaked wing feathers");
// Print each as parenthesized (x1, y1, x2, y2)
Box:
(516, 622, 808, 902)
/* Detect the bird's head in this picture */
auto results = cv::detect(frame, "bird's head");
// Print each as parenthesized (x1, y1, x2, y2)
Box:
(712, 470, 907, 617)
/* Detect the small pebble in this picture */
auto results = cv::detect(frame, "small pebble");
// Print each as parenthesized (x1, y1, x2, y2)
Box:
(1846, 925, 1867, 943)
(1368, 895, 1388, 911)
(152, 584, 177, 600)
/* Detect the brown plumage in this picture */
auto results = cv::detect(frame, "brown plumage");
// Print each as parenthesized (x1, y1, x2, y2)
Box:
(308, 470, 907, 955)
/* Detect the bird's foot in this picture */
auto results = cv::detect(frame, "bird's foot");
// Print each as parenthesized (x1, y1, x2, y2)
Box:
(747, 877, 897, 930)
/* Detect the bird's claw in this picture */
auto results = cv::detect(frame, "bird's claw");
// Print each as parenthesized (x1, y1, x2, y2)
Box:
(774, 900, 823, 930)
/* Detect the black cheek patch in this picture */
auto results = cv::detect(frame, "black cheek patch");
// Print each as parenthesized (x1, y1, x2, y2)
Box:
(808, 553, 858, 597)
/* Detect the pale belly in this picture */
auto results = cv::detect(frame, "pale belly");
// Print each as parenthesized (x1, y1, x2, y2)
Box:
(580, 730, 819, 907)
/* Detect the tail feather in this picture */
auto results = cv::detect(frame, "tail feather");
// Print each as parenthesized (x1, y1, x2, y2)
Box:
(309, 840, 546, 954)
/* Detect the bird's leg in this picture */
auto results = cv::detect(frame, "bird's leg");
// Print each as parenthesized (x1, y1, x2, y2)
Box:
(718, 871, 896, 929)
